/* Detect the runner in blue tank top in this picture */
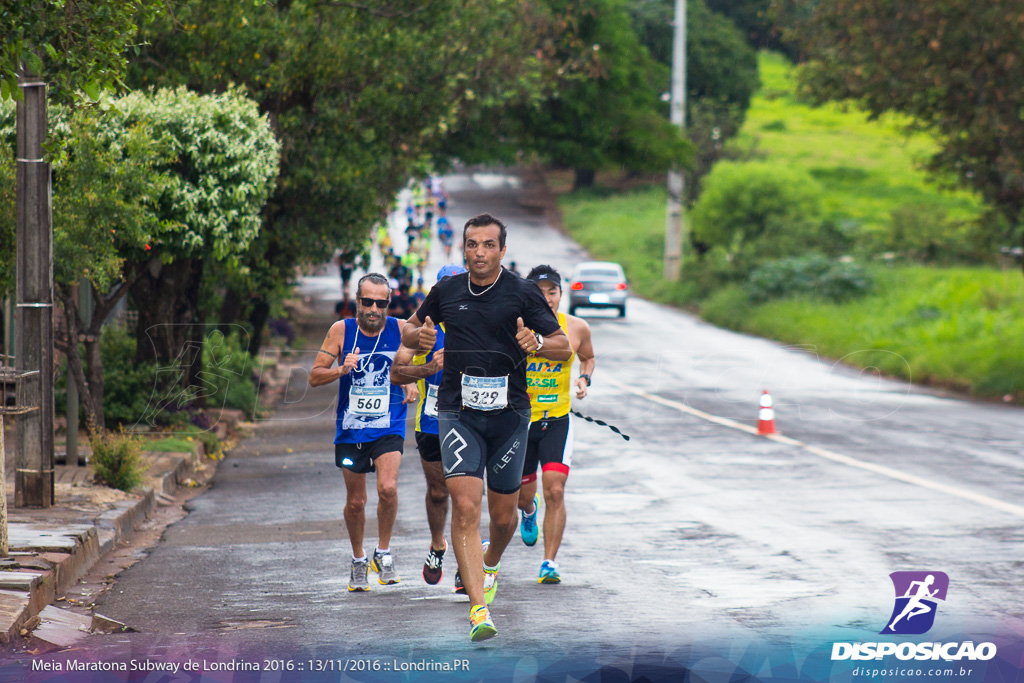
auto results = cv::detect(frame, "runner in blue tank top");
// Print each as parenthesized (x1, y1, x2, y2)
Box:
(310, 273, 418, 592)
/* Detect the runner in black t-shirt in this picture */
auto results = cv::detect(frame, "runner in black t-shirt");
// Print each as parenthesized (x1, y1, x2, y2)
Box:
(401, 214, 570, 642)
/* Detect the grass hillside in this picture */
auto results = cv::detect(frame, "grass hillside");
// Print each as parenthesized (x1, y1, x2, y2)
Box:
(733, 52, 983, 234)
(556, 53, 1023, 401)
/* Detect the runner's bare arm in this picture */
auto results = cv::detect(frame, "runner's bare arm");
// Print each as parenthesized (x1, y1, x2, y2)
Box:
(399, 313, 436, 352)
(309, 322, 342, 386)
(390, 344, 444, 385)
(401, 313, 437, 354)
(400, 314, 423, 347)
(570, 317, 595, 398)
(309, 322, 358, 386)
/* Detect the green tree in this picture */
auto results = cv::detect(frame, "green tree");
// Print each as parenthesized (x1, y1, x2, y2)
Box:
(1, 87, 278, 427)
(704, 0, 800, 58)
(0, 0, 163, 103)
(1, 97, 168, 429)
(0, 140, 14, 298)
(116, 87, 279, 392)
(504, 0, 693, 189)
(630, 0, 760, 110)
(789, 0, 1024, 263)
(51, 105, 170, 431)
(128, 0, 550, 348)
(690, 160, 825, 270)
(628, 0, 759, 198)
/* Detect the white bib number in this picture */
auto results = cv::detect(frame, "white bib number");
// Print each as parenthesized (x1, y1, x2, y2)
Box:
(461, 374, 508, 411)
(349, 385, 389, 419)
(424, 384, 440, 418)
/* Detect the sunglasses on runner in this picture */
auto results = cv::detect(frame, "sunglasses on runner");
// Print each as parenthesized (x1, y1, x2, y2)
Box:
(359, 297, 390, 309)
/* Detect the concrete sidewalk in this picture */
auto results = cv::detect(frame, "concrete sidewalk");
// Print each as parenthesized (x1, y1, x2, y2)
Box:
(0, 341, 302, 649)
(0, 441, 199, 646)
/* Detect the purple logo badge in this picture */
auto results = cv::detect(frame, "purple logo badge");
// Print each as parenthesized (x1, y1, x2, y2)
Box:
(881, 571, 949, 635)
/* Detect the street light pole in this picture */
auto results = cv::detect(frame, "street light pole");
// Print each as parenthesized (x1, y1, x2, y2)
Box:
(664, 0, 686, 281)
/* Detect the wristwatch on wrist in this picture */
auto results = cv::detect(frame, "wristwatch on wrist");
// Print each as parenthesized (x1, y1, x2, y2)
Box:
(534, 333, 544, 351)
(579, 373, 592, 386)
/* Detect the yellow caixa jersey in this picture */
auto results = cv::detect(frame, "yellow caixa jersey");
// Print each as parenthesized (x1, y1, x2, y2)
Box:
(525, 312, 575, 422)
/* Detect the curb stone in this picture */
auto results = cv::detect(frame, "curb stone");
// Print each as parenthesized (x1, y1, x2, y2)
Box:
(0, 453, 191, 645)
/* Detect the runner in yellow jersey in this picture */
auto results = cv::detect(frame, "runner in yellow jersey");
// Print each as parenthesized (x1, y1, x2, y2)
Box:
(518, 265, 595, 584)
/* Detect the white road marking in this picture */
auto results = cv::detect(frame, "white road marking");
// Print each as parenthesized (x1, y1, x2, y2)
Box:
(604, 376, 1024, 519)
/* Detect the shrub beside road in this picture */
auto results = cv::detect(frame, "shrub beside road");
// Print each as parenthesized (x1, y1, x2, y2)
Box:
(555, 53, 1023, 403)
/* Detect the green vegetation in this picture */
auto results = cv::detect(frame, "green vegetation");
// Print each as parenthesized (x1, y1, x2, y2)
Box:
(701, 268, 1024, 397)
(96, 324, 259, 430)
(628, 0, 760, 197)
(146, 424, 222, 459)
(732, 53, 984, 241)
(792, 0, 1024, 246)
(90, 431, 146, 492)
(131, 0, 568, 353)
(99, 325, 165, 429)
(201, 330, 259, 418)
(146, 436, 196, 454)
(557, 53, 1023, 400)
(745, 254, 873, 304)
(559, 185, 689, 304)
(1, 0, 163, 104)
(690, 160, 826, 265)
(0, 86, 278, 431)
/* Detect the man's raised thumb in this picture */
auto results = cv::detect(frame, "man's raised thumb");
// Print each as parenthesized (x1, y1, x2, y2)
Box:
(517, 317, 524, 330)
(424, 316, 435, 328)
(353, 347, 360, 356)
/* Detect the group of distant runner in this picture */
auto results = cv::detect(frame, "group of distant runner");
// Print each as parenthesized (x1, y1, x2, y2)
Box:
(310, 194, 596, 642)
(337, 179, 451, 320)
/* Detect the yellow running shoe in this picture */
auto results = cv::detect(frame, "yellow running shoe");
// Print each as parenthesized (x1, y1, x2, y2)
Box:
(483, 563, 499, 604)
(469, 605, 497, 642)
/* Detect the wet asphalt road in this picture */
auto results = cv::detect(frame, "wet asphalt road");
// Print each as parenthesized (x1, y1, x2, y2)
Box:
(10, 170, 1024, 680)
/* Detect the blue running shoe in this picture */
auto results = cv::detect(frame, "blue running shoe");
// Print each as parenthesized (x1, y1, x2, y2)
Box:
(520, 493, 539, 546)
(538, 559, 561, 584)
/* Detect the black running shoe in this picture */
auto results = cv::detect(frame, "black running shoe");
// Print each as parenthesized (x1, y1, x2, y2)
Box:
(423, 541, 446, 585)
(453, 569, 466, 595)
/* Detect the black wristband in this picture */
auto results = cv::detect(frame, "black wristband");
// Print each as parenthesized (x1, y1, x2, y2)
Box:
(579, 373, 591, 386)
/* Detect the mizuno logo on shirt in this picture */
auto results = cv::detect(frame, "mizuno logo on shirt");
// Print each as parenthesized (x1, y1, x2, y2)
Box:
(459, 304, 468, 310)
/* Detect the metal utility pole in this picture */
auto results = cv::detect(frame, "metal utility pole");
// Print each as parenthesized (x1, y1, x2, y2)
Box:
(664, 0, 687, 281)
(15, 71, 55, 507)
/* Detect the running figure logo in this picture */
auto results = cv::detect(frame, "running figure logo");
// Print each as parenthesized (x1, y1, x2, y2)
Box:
(881, 571, 949, 635)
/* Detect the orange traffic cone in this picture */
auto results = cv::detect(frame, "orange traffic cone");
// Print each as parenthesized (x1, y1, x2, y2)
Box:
(757, 389, 777, 435)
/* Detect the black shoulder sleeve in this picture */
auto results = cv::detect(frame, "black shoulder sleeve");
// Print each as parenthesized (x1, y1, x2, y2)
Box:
(414, 280, 443, 323)
(521, 280, 561, 336)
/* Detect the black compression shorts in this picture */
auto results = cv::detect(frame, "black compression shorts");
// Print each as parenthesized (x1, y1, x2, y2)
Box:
(415, 431, 441, 463)
(437, 408, 530, 494)
(334, 434, 405, 474)
(521, 414, 573, 484)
